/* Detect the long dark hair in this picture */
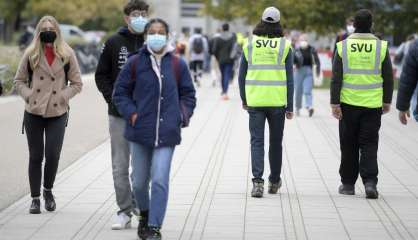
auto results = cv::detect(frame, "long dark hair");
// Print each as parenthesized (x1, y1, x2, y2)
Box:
(144, 18, 170, 35)
(252, 20, 284, 38)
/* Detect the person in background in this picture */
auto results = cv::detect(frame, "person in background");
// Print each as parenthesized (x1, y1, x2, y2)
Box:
(14, 15, 82, 214)
(397, 38, 418, 124)
(18, 25, 35, 51)
(188, 28, 208, 87)
(333, 17, 354, 58)
(95, 0, 149, 231)
(294, 34, 321, 117)
(212, 23, 237, 100)
(0, 81, 3, 96)
(113, 18, 196, 240)
(331, 9, 393, 199)
(239, 6, 294, 198)
(395, 34, 418, 119)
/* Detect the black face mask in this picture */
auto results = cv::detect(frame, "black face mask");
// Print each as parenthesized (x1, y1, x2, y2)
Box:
(40, 31, 57, 43)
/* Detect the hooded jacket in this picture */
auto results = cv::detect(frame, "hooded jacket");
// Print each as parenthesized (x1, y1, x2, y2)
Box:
(112, 45, 197, 147)
(95, 26, 145, 116)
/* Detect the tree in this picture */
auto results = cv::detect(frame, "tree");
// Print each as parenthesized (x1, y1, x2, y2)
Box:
(0, 0, 29, 43)
(204, 0, 418, 44)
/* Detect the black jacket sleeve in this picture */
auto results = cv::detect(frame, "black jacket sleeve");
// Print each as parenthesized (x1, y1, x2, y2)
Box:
(381, 49, 394, 104)
(312, 48, 321, 75)
(330, 51, 343, 105)
(397, 41, 418, 111)
(95, 40, 114, 104)
(238, 54, 248, 106)
(285, 49, 294, 112)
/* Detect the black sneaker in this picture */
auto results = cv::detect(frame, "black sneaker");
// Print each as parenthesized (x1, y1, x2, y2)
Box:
(308, 108, 314, 117)
(364, 183, 379, 199)
(251, 179, 264, 198)
(137, 213, 149, 240)
(145, 227, 162, 240)
(43, 190, 56, 212)
(29, 199, 41, 214)
(268, 179, 282, 194)
(338, 184, 355, 195)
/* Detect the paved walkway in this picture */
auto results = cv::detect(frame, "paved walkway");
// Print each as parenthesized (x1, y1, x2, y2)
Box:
(1, 81, 418, 240)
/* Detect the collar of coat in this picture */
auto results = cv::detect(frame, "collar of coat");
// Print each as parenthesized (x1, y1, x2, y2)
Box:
(347, 33, 379, 40)
(145, 43, 176, 58)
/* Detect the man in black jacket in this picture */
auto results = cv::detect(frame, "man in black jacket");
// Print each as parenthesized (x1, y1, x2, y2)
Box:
(95, 0, 149, 230)
(330, 9, 394, 199)
(397, 39, 418, 125)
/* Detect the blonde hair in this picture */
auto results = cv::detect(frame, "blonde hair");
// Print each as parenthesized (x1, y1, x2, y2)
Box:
(25, 16, 71, 69)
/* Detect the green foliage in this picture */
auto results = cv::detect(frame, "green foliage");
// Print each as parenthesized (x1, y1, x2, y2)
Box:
(0, 46, 22, 95)
(204, 0, 418, 43)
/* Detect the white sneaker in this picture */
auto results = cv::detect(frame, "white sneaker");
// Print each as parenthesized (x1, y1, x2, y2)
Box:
(111, 212, 132, 230)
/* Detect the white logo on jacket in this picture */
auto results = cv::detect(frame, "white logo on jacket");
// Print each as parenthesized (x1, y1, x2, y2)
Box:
(118, 46, 129, 69)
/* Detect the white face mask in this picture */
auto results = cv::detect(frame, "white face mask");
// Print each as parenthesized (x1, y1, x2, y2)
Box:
(299, 40, 308, 49)
(346, 25, 355, 34)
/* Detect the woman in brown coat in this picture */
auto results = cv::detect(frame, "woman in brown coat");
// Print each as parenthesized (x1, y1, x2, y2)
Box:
(14, 16, 82, 214)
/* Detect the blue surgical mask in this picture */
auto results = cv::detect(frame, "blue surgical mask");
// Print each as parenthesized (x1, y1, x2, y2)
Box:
(147, 34, 167, 52)
(130, 16, 148, 33)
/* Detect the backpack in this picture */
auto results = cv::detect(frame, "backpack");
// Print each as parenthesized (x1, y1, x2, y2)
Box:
(22, 59, 71, 134)
(192, 37, 204, 54)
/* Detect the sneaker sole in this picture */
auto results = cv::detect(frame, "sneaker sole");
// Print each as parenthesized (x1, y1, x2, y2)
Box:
(338, 190, 355, 195)
(365, 191, 379, 199)
(111, 222, 132, 230)
(29, 209, 41, 214)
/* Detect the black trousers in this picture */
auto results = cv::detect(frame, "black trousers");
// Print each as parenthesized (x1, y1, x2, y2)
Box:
(24, 111, 67, 198)
(339, 104, 382, 185)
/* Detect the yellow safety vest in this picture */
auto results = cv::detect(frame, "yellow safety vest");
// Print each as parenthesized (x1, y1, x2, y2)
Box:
(337, 38, 387, 108)
(243, 35, 291, 107)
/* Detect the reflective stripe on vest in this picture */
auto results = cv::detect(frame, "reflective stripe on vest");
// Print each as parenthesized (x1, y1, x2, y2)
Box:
(243, 36, 290, 107)
(337, 38, 387, 108)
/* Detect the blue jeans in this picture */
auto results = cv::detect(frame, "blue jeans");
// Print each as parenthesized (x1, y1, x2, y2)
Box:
(411, 85, 418, 122)
(248, 108, 286, 183)
(295, 66, 314, 110)
(130, 142, 175, 228)
(219, 63, 233, 94)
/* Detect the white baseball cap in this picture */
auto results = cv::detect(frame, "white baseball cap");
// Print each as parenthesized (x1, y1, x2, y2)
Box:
(262, 7, 281, 23)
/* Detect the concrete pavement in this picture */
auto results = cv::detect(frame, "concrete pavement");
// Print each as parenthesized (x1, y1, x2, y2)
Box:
(1, 78, 418, 240)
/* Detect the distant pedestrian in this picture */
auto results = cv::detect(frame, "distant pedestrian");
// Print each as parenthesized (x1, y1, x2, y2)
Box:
(294, 34, 321, 117)
(397, 39, 418, 124)
(189, 28, 208, 87)
(95, 0, 149, 230)
(113, 18, 196, 240)
(331, 9, 394, 199)
(14, 15, 83, 214)
(239, 7, 294, 198)
(212, 23, 237, 100)
(333, 17, 354, 58)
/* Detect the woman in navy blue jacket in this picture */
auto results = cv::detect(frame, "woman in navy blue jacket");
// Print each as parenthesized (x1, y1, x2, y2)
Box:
(113, 19, 196, 240)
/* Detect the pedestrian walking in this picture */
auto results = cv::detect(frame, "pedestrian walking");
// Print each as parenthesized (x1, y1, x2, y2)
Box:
(188, 28, 209, 87)
(333, 17, 354, 59)
(238, 7, 294, 198)
(113, 18, 197, 240)
(397, 38, 418, 124)
(95, 0, 149, 230)
(212, 23, 237, 100)
(331, 9, 394, 199)
(13, 15, 83, 214)
(294, 34, 321, 117)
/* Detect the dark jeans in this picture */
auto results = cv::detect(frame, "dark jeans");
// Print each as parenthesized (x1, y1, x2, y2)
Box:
(219, 63, 233, 94)
(248, 107, 286, 183)
(189, 60, 204, 83)
(24, 111, 67, 198)
(339, 104, 382, 185)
